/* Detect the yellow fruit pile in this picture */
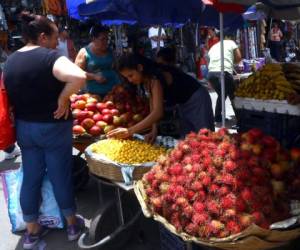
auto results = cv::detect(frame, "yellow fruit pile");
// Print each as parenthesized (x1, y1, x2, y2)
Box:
(235, 64, 296, 100)
(91, 139, 167, 164)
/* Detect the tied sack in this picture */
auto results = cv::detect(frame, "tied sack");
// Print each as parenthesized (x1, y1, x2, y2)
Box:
(0, 73, 15, 149)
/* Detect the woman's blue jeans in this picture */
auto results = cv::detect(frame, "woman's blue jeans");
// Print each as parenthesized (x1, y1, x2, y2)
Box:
(16, 119, 76, 223)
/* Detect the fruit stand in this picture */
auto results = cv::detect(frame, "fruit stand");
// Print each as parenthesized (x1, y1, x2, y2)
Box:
(77, 136, 176, 249)
(234, 63, 300, 148)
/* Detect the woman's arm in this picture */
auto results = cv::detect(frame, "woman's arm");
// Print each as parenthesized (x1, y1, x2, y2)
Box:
(52, 56, 86, 119)
(107, 79, 164, 139)
(75, 48, 106, 83)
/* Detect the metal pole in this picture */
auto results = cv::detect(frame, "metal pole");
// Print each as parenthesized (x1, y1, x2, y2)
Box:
(156, 26, 162, 54)
(220, 12, 226, 128)
(116, 188, 124, 225)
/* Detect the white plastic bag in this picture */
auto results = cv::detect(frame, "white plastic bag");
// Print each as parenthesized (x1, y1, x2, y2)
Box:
(1, 167, 64, 232)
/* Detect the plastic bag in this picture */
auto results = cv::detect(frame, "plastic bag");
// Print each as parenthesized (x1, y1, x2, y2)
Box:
(0, 73, 15, 149)
(1, 167, 64, 232)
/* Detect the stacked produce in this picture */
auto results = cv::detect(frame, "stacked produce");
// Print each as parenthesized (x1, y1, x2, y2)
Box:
(142, 128, 290, 239)
(235, 64, 296, 100)
(91, 139, 167, 164)
(71, 85, 149, 136)
(282, 63, 300, 95)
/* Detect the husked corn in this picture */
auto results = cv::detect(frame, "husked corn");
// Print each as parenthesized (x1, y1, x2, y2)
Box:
(91, 139, 167, 164)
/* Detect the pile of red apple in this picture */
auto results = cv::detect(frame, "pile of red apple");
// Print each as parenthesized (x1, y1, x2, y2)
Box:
(70, 85, 149, 137)
(142, 128, 290, 239)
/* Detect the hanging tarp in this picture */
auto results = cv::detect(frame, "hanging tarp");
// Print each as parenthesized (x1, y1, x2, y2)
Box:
(42, 0, 67, 16)
(66, 0, 85, 19)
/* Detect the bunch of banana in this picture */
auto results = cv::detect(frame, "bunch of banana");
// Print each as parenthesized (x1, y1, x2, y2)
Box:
(282, 63, 300, 94)
(235, 64, 296, 100)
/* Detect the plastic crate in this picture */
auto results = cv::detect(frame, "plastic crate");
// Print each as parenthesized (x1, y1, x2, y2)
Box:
(236, 109, 300, 148)
(159, 224, 210, 250)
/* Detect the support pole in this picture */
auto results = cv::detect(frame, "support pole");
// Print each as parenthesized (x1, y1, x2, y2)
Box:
(220, 12, 226, 128)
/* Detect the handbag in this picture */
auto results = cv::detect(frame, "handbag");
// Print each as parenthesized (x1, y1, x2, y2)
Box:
(0, 73, 16, 149)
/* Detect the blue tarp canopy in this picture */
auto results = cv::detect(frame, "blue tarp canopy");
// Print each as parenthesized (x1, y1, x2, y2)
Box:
(77, 0, 205, 25)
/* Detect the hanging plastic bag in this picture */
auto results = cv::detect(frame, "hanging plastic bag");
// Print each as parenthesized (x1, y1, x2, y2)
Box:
(0, 73, 16, 149)
(1, 167, 64, 232)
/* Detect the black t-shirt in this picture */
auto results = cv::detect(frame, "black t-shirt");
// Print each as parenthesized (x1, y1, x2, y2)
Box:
(4, 47, 66, 122)
(160, 65, 200, 105)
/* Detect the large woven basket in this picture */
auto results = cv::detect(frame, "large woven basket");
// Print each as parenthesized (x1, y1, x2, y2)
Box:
(134, 180, 300, 250)
(85, 149, 152, 182)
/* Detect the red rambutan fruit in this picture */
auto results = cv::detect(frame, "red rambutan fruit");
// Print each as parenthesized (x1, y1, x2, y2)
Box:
(224, 160, 238, 172)
(193, 201, 205, 213)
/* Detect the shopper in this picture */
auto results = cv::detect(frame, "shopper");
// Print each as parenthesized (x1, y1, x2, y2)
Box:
(75, 24, 120, 98)
(207, 36, 242, 123)
(207, 28, 220, 50)
(269, 22, 283, 62)
(3, 12, 86, 249)
(148, 25, 167, 57)
(107, 53, 214, 141)
(56, 26, 77, 61)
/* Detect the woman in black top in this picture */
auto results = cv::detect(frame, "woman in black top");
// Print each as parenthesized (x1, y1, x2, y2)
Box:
(4, 12, 86, 248)
(107, 53, 214, 141)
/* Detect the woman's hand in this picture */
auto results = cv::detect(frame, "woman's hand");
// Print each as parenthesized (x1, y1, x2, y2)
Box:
(93, 73, 107, 84)
(54, 95, 70, 120)
(144, 125, 157, 144)
(107, 127, 132, 139)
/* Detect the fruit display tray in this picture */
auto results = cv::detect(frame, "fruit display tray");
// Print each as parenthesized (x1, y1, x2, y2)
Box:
(234, 97, 300, 116)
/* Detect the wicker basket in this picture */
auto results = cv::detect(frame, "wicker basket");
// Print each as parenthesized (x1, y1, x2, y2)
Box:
(85, 150, 152, 182)
(134, 180, 300, 250)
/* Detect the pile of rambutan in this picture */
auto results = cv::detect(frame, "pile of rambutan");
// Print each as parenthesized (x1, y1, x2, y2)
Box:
(142, 128, 290, 239)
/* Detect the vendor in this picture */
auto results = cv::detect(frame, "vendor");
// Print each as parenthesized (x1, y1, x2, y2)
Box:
(75, 24, 120, 98)
(107, 53, 214, 141)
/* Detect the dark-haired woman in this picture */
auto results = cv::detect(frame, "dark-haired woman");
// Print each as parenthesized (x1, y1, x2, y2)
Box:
(75, 25, 120, 98)
(3, 12, 86, 249)
(107, 53, 214, 141)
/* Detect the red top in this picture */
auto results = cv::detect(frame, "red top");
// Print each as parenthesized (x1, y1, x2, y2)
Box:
(208, 37, 220, 50)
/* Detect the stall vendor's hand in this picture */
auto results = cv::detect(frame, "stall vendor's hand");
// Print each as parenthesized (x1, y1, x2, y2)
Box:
(144, 125, 157, 144)
(107, 127, 132, 139)
(54, 95, 70, 120)
(93, 74, 107, 84)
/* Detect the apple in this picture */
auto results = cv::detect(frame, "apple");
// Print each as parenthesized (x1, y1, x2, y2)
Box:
(120, 112, 132, 124)
(110, 109, 120, 116)
(291, 148, 300, 162)
(71, 103, 77, 109)
(73, 119, 79, 126)
(96, 121, 107, 129)
(102, 114, 113, 124)
(132, 114, 143, 123)
(81, 118, 95, 130)
(101, 108, 111, 115)
(93, 113, 103, 122)
(89, 125, 102, 136)
(96, 102, 107, 112)
(79, 93, 90, 101)
(125, 102, 131, 111)
(113, 116, 122, 126)
(70, 94, 78, 103)
(87, 111, 94, 119)
(85, 102, 97, 112)
(271, 180, 285, 197)
(72, 109, 82, 119)
(271, 163, 286, 180)
(104, 125, 115, 134)
(74, 100, 86, 110)
(76, 110, 89, 121)
(73, 125, 86, 135)
(105, 101, 115, 109)
(115, 103, 125, 113)
(86, 97, 98, 104)
(252, 144, 262, 155)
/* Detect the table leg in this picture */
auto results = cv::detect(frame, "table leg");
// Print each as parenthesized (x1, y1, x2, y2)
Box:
(116, 188, 125, 225)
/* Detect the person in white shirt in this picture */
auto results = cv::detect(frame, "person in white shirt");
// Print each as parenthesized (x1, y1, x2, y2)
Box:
(207, 36, 242, 123)
(148, 26, 166, 57)
(57, 27, 76, 61)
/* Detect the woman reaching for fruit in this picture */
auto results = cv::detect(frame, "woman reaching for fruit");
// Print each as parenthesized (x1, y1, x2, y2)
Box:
(4, 12, 86, 249)
(75, 24, 120, 98)
(107, 53, 214, 141)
